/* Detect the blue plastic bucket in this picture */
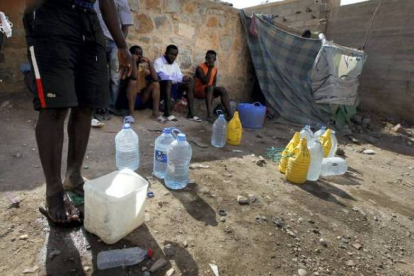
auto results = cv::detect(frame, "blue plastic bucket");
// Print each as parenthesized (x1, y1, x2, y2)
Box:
(238, 102, 266, 129)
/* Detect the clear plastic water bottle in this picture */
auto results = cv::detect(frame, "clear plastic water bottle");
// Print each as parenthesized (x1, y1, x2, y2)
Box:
(328, 130, 338, 157)
(97, 247, 153, 270)
(153, 128, 175, 179)
(307, 140, 324, 181)
(300, 125, 314, 143)
(165, 134, 192, 190)
(211, 114, 227, 148)
(115, 123, 139, 171)
(320, 157, 348, 177)
(314, 126, 326, 139)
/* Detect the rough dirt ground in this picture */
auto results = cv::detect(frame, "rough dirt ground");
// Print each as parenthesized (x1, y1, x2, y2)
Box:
(1, 93, 414, 276)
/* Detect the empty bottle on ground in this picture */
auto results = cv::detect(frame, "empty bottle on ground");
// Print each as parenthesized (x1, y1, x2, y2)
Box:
(97, 247, 153, 270)
(320, 157, 348, 177)
(165, 134, 192, 190)
(212, 114, 227, 148)
(328, 130, 338, 157)
(307, 140, 324, 181)
(153, 128, 176, 179)
(300, 125, 314, 143)
(115, 123, 139, 171)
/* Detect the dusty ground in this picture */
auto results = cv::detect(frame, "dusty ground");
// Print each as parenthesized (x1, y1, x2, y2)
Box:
(1, 92, 414, 276)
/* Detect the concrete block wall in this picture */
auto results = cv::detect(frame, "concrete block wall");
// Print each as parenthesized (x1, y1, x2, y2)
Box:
(245, 0, 339, 33)
(325, 0, 414, 124)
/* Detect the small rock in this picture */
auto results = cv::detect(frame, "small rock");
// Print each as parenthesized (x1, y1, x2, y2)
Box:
(164, 244, 176, 257)
(83, 266, 91, 272)
(256, 156, 267, 167)
(86, 245, 91, 251)
(0, 100, 11, 109)
(298, 269, 308, 276)
(336, 148, 345, 157)
(319, 238, 328, 247)
(341, 238, 349, 244)
(272, 217, 285, 228)
(200, 186, 210, 194)
(83, 166, 89, 170)
(13, 153, 22, 159)
(49, 250, 61, 259)
(352, 207, 359, 212)
(313, 273, 320, 276)
(218, 209, 227, 216)
(346, 260, 356, 267)
(362, 149, 376, 155)
(352, 243, 363, 250)
(237, 195, 249, 205)
(166, 268, 175, 276)
(220, 217, 226, 222)
(392, 124, 410, 136)
(286, 229, 296, 238)
(183, 240, 188, 248)
(19, 234, 29, 240)
(145, 213, 151, 222)
(23, 266, 39, 274)
(249, 194, 257, 203)
(10, 237, 15, 242)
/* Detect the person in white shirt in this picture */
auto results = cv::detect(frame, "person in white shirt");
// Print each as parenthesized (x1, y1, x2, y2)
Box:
(154, 45, 202, 122)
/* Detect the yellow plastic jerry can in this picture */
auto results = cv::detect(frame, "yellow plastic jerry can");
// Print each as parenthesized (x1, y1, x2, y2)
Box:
(226, 111, 242, 146)
(279, 132, 300, 174)
(319, 128, 332, 158)
(286, 138, 311, 184)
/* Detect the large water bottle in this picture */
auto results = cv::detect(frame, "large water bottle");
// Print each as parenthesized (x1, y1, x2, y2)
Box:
(320, 157, 348, 177)
(300, 125, 314, 143)
(165, 134, 192, 190)
(97, 247, 153, 270)
(115, 123, 139, 171)
(314, 126, 327, 139)
(328, 130, 338, 157)
(153, 128, 175, 179)
(307, 140, 324, 181)
(211, 114, 227, 148)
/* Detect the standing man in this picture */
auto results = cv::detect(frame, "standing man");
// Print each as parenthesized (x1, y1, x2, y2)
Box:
(23, 0, 132, 226)
(194, 50, 231, 122)
(94, 0, 133, 118)
(154, 45, 202, 122)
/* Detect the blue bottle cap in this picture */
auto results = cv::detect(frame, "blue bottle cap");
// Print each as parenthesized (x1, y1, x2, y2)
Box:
(177, 133, 186, 141)
(219, 114, 225, 119)
(124, 123, 131, 129)
(164, 127, 172, 134)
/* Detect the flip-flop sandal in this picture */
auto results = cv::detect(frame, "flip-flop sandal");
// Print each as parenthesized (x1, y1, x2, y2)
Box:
(91, 119, 105, 128)
(155, 116, 166, 124)
(188, 116, 202, 123)
(167, 115, 178, 122)
(39, 195, 83, 228)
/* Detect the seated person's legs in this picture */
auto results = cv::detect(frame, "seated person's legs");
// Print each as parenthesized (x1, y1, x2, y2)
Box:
(213, 87, 232, 120)
(180, 79, 197, 119)
(160, 80, 173, 118)
(139, 82, 161, 119)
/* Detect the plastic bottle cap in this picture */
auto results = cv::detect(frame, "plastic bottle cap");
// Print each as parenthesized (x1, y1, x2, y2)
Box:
(219, 114, 224, 118)
(177, 133, 186, 141)
(147, 249, 154, 258)
(124, 123, 131, 129)
(164, 127, 172, 134)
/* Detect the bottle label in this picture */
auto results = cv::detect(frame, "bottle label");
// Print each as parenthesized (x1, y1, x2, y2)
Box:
(155, 150, 167, 163)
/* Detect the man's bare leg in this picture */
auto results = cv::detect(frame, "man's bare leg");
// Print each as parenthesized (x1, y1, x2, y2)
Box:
(160, 80, 173, 117)
(36, 109, 74, 223)
(214, 87, 231, 119)
(141, 82, 161, 117)
(126, 79, 138, 119)
(63, 107, 93, 196)
(185, 80, 196, 119)
(205, 85, 215, 122)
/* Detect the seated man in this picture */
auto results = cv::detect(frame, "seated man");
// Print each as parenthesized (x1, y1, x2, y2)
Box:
(116, 45, 163, 123)
(154, 45, 201, 122)
(194, 50, 231, 122)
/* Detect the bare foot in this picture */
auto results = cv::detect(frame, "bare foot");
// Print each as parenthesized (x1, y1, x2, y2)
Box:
(41, 192, 80, 224)
(63, 173, 85, 197)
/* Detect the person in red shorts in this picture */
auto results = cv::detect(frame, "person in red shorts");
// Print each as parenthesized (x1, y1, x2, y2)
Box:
(194, 50, 231, 122)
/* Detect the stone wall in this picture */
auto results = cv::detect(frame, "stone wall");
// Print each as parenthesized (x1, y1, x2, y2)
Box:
(325, 0, 414, 124)
(245, 0, 340, 34)
(0, 0, 254, 101)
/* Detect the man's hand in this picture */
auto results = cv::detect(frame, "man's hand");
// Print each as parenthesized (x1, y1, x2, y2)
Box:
(208, 62, 215, 69)
(118, 48, 133, 80)
(183, 76, 192, 83)
(141, 57, 152, 63)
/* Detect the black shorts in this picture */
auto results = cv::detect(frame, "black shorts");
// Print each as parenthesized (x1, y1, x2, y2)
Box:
(23, 0, 109, 110)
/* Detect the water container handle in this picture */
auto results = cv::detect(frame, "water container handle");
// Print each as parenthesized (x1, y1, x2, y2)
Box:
(216, 109, 224, 116)
(253, 102, 262, 107)
(170, 128, 181, 138)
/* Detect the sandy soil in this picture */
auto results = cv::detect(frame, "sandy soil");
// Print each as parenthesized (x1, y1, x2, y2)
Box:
(0, 93, 414, 276)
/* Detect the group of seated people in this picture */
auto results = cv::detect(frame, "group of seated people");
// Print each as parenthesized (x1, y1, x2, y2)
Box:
(113, 44, 232, 124)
